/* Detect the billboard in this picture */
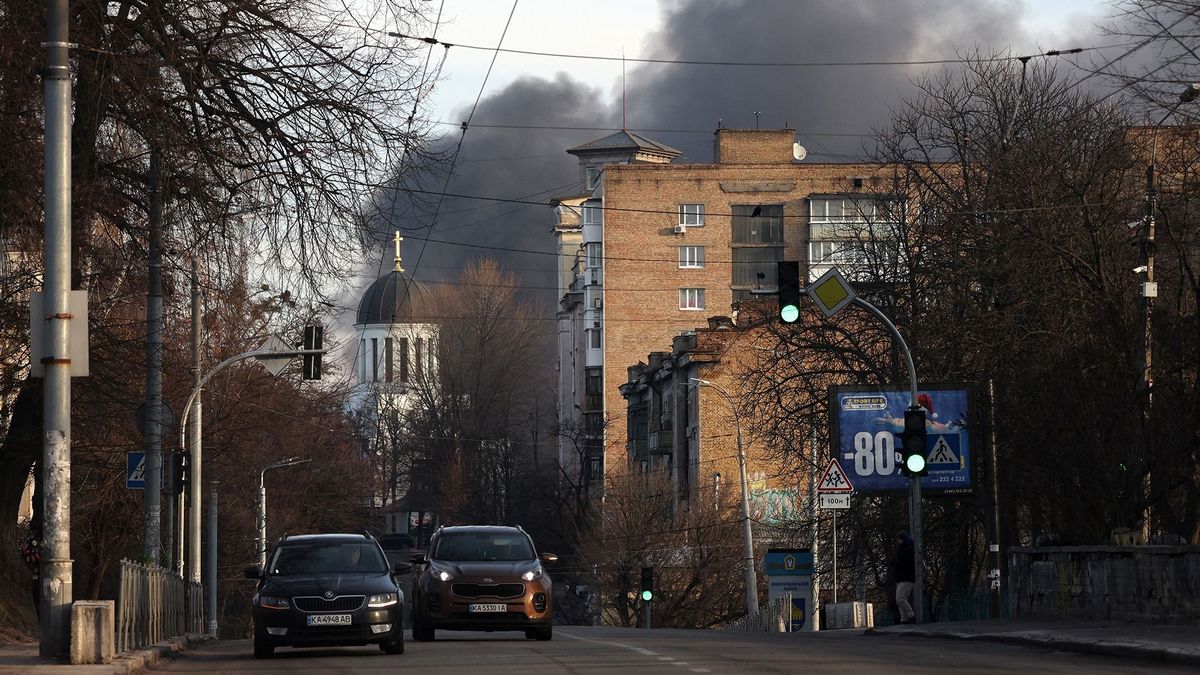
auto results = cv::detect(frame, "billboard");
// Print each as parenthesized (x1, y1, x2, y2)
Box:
(828, 384, 975, 495)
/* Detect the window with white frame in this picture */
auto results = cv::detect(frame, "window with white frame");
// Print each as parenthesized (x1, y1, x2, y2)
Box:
(678, 245, 705, 268)
(588, 328, 601, 349)
(678, 203, 705, 227)
(586, 242, 603, 270)
(582, 202, 602, 225)
(679, 288, 706, 310)
(585, 167, 600, 190)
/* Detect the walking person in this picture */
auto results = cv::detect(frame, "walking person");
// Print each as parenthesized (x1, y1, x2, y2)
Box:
(893, 531, 916, 624)
(21, 534, 42, 618)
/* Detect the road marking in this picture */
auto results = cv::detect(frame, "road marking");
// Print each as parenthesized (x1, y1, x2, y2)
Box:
(560, 630, 658, 656)
(658, 656, 675, 661)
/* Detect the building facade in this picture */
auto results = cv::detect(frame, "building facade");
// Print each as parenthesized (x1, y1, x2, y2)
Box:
(554, 128, 898, 485)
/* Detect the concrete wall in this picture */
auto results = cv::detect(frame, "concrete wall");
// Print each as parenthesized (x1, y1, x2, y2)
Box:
(1009, 546, 1200, 623)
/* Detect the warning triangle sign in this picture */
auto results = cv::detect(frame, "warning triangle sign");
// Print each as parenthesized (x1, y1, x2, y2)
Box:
(817, 459, 854, 493)
(927, 435, 960, 466)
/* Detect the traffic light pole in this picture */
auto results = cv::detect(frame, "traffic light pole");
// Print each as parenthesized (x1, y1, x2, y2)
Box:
(851, 297, 923, 624)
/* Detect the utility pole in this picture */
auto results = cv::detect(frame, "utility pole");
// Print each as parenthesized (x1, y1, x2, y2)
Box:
(39, 0, 74, 655)
(143, 148, 164, 565)
(188, 259, 203, 583)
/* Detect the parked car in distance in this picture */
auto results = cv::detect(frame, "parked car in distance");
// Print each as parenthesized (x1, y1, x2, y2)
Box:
(245, 533, 411, 658)
(410, 525, 556, 641)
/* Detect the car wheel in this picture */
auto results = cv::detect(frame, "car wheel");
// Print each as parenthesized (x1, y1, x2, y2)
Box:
(380, 633, 405, 654)
(253, 631, 274, 659)
(533, 625, 552, 641)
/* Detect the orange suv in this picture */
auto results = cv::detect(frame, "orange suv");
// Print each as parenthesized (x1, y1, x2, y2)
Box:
(410, 525, 556, 641)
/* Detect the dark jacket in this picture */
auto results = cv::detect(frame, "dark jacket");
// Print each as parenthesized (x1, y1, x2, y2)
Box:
(893, 537, 915, 583)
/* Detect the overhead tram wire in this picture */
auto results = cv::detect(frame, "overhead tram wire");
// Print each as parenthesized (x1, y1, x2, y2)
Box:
(401, 0, 521, 282)
(374, 0, 448, 282)
(388, 33, 1124, 70)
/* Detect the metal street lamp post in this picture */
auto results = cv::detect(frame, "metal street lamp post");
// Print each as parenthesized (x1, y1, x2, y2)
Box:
(258, 457, 312, 568)
(690, 377, 759, 618)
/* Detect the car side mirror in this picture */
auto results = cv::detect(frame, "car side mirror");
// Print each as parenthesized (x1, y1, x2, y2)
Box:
(243, 565, 263, 580)
(409, 552, 427, 565)
(540, 553, 558, 564)
(391, 562, 413, 575)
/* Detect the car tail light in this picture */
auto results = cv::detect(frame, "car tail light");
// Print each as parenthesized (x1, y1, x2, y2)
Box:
(534, 592, 547, 612)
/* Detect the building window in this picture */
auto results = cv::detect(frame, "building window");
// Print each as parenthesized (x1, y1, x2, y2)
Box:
(679, 288, 706, 310)
(810, 196, 875, 223)
(679, 203, 705, 227)
(731, 205, 784, 300)
(582, 202, 602, 225)
(371, 338, 379, 382)
(586, 167, 600, 190)
(385, 337, 394, 383)
(586, 243, 603, 270)
(588, 457, 602, 482)
(588, 328, 601, 349)
(415, 337, 424, 380)
(678, 245, 705, 269)
(399, 337, 409, 382)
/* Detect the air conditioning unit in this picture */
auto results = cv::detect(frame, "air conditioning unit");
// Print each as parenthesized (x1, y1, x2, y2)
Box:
(673, 224, 686, 234)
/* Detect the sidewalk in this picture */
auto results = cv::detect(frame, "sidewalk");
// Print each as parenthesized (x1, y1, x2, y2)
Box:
(0, 634, 211, 675)
(869, 618, 1200, 666)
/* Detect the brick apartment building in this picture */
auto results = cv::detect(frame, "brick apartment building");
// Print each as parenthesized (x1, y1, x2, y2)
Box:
(554, 128, 898, 488)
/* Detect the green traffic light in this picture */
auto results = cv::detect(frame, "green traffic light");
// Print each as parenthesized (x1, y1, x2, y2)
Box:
(641, 590, 653, 602)
(905, 453, 926, 473)
(780, 304, 800, 323)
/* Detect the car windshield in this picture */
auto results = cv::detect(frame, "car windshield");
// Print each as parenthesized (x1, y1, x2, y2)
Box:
(432, 532, 535, 562)
(268, 542, 388, 575)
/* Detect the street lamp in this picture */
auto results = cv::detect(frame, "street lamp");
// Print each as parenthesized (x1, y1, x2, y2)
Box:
(258, 457, 312, 568)
(689, 377, 759, 618)
(1139, 82, 1198, 539)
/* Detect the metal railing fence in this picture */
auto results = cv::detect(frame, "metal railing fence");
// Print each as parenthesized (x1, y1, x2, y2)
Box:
(714, 593, 793, 632)
(116, 559, 204, 653)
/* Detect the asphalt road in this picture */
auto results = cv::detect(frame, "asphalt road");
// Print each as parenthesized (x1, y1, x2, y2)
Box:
(152, 626, 1188, 673)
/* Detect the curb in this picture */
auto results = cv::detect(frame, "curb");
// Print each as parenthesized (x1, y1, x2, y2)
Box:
(864, 627, 1200, 667)
(111, 634, 213, 674)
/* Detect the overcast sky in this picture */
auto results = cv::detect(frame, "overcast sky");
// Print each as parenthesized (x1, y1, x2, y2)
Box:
(336, 0, 1133, 346)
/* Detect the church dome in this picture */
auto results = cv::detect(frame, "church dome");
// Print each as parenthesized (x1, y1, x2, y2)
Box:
(356, 270, 429, 325)
(356, 233, 429, 325)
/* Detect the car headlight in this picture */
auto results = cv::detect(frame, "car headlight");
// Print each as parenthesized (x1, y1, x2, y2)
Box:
(521, 566, 544, 582)
(367, 592, 398, 608)
(259, 595, 290, 610)
(429, 564, 453, 582)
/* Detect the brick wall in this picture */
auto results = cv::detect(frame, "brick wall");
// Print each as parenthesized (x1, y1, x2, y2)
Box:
(713, 129, 796, 164)
(600, 139, 888, 469)
(1008, 546, 1200, 623)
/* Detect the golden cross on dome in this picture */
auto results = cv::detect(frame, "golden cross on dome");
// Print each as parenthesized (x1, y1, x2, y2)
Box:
(393, 231, 404, 272)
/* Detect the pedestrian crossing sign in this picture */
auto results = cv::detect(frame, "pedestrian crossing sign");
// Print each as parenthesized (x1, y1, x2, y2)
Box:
(926, 434, 962, 470)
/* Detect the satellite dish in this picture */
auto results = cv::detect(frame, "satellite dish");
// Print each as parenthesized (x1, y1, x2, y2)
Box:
(792, 143, 807, 161)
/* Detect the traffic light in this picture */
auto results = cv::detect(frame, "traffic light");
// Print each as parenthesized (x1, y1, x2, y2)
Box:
(640, 566, 654, 602)
(302, 325, 323, 380)
(900, 406, 928, 477)
(777, 261, 802, 324)
(170, 450, 190, 495)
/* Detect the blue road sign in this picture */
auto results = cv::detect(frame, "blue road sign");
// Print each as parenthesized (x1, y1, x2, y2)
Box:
(127, 451, 146, 489)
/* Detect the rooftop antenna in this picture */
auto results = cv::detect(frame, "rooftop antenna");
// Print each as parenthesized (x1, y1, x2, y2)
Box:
(622, 47, 627, 130)
(393, 230, 404, 273)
